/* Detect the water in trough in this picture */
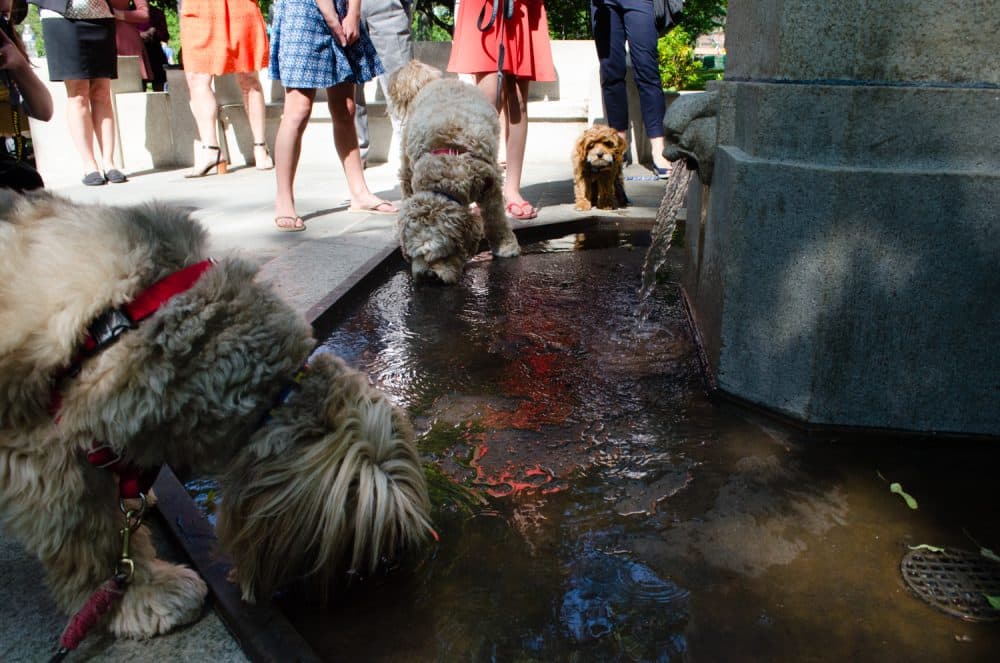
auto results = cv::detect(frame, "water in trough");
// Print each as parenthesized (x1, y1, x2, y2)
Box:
(191, 213, 1000, 661)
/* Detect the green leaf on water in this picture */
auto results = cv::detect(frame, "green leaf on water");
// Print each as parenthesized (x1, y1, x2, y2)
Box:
(908, 544, 945, 553)
(889, 482, 918, 509)
(981, 547, 1000, 563)
(985, 594, 1000, 611)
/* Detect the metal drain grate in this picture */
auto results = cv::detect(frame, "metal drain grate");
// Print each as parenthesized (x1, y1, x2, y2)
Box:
(901, 548, 1000, 622)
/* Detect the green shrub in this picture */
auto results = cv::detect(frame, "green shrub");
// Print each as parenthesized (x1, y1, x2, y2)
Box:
(657, 27, 704, 92)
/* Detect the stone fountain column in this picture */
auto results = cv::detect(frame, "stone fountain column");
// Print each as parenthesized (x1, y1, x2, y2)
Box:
(678, 1, 999, 435)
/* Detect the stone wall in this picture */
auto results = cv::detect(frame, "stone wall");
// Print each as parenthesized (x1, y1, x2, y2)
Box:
(681, 0, 1000, 435)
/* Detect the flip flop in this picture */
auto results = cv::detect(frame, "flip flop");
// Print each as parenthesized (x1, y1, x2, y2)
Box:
(348, 200, 398, 215)
(505, 201, 538, 220)
(275, 216, 306, 232)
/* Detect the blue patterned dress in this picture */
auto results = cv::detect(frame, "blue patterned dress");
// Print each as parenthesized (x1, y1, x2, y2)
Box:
(269, 0, 384, 88)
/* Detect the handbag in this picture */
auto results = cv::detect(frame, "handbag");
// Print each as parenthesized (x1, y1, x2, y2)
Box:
(653, 0, 685, 37)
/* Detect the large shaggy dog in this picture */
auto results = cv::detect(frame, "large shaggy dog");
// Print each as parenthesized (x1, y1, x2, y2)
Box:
(0, 191, 431, 639)
(388, 60, 520, 285)
(572, 125, 628, 211)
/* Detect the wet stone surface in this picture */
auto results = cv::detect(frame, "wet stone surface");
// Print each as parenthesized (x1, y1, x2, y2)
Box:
(192, 230, 1000, 661)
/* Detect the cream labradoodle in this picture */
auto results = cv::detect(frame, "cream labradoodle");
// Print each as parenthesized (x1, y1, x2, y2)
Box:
(388, 60, 520, 285)
(0, 190, 431, 638)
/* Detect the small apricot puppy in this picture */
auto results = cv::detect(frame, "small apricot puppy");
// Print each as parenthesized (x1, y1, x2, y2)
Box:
(572, 125, 628, 211)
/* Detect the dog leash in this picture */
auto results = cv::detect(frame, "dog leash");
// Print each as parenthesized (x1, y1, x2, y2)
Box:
(48, 495, 147, 662)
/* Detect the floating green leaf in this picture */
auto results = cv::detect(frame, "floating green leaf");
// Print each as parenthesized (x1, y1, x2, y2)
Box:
(908, 544, 945, 553)
(981, 547, 1000, 564)
(985, 594, 1000, 610)
(889, 482, 918, 509)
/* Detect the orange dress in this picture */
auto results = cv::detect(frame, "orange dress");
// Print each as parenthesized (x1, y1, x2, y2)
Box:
(447, 0, 556, 82)
(179, 0, 269, 75)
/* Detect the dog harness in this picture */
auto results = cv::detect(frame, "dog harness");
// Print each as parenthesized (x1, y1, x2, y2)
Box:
(50, 259, 215, 498)
(46, 259, 216, 662)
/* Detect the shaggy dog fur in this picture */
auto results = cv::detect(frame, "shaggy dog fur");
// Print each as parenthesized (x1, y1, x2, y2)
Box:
(572, 125, 628, 211)
(0, 190, 431, 637)
(388, 59, 520, 285)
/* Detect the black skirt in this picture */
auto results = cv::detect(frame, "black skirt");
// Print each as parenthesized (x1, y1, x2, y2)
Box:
(41, 16, 117, 81)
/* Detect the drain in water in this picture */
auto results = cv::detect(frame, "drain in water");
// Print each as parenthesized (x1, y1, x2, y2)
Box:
(901, 548, 1000, 622)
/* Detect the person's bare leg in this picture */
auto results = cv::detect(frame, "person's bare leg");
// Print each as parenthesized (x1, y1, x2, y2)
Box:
(273, 87, 314, 228)
(89, 78, 116, 169)
(328, 83, 395, 211)
(237, 71, 273, 169)
(475, 73, 533, 216)
(64, 79, 100, 174)
(502, 77, 530, 206)
(475, 71, 500, 108)
(185, 71, 221, 171)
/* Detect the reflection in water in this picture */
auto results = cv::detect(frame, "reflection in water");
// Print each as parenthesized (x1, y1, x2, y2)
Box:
(192, 230, 1000, 661)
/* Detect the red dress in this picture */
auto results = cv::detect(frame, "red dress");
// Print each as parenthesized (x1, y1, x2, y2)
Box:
(447, 0, 556, 82)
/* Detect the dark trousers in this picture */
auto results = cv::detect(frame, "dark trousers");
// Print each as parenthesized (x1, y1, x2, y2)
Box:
(590, 0, 665, 139)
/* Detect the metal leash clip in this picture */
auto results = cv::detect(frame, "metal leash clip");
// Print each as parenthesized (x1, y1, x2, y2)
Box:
(116, 493, 147, 582)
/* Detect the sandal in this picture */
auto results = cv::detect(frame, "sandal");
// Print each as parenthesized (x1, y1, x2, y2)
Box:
(274, 215, 305, 232)
(505, 201, 538, 220)
(347, 199, 398, 215)
(186, 145, 228, 178)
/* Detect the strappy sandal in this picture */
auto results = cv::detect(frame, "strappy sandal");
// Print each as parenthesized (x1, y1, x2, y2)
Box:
(254, 142, 274, 171)
(185, 145, 228, 178)
(274, 216, 305, 232)
(505, 201, 538, 220)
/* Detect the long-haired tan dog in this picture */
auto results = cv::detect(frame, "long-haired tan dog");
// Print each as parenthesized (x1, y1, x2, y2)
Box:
(388, 60, 519, 284)
(572, 125, 628, 211)
(0, 190, 431, 638)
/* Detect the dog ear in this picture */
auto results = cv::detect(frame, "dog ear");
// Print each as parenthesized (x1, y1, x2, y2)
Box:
(614, 131, 628, 155)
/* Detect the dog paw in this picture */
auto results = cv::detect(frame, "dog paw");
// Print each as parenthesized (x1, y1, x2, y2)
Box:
(493, 241, 520, 258)
(109, 561, 207, 638)
(574, 200, 592, 212)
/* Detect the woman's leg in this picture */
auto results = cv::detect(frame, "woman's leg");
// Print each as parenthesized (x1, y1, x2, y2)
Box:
(185, 70, 219, 166)
(236, 71, 273, 169)
(500, 77, 534, 214)
(88, 78, 116, 170)
(475, 73, 535, 217)
(64, 79, 101, 174)
(327, 82, 395, 211)
(273, 87, 315, 227)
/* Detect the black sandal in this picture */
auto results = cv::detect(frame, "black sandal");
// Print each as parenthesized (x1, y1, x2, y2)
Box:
(185, 145, 228, 178)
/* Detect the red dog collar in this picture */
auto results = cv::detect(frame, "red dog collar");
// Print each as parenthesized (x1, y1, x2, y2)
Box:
(50, 259, 215, 498)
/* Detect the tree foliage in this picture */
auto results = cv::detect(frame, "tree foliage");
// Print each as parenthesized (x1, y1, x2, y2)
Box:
(411, 0, 726, 43)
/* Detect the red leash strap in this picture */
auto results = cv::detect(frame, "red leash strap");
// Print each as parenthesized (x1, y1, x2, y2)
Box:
(49, 574, 128, 662)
